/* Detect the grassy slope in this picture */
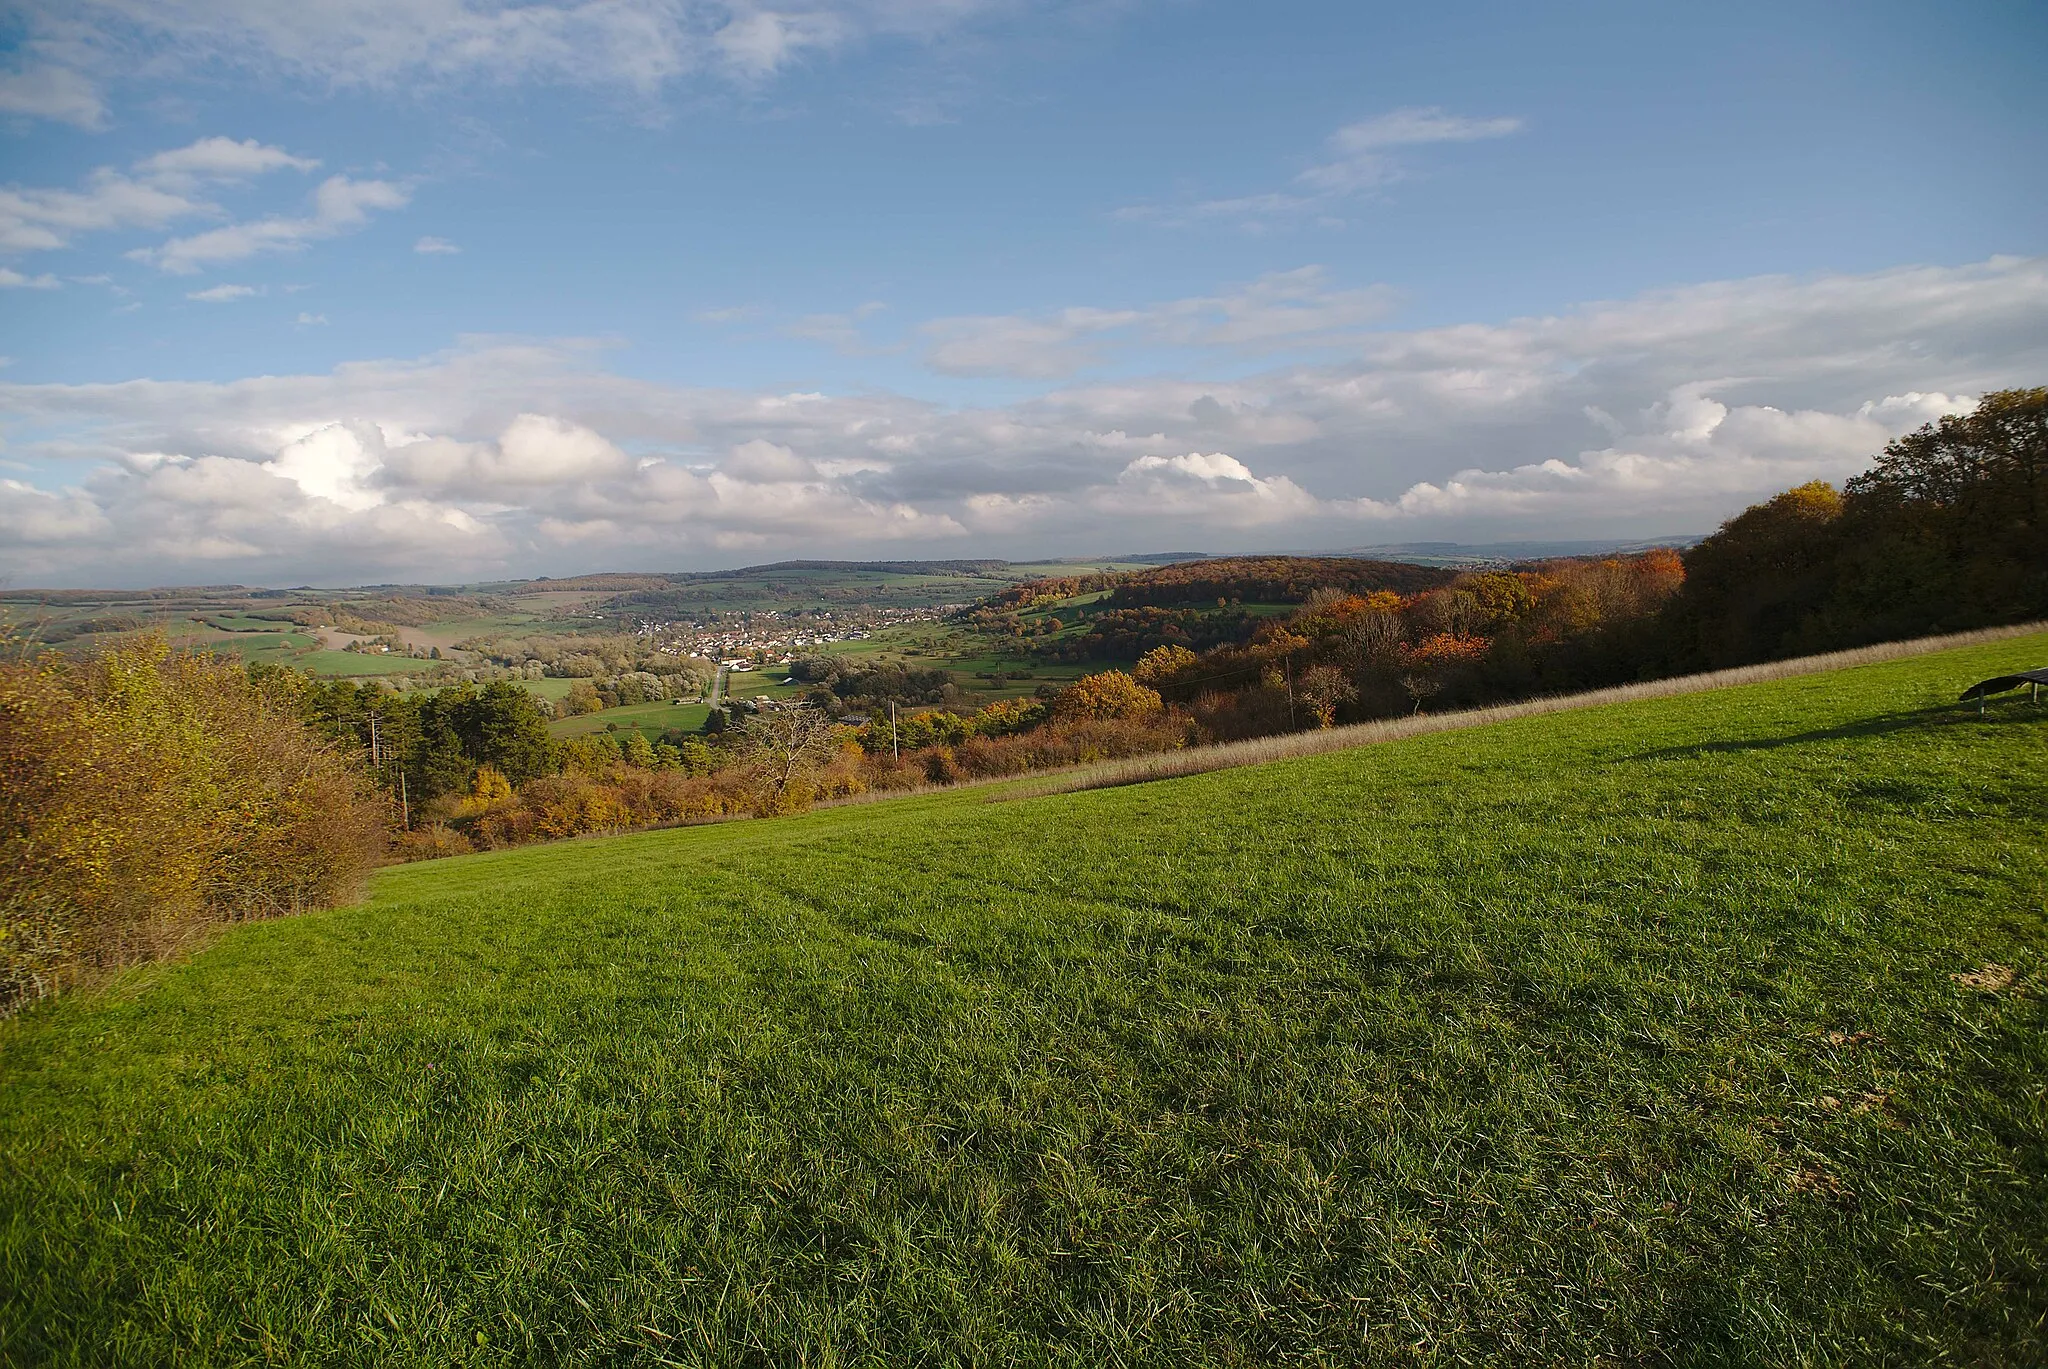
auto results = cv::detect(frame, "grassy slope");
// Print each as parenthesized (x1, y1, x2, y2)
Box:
(3, 636, 2046, 1366)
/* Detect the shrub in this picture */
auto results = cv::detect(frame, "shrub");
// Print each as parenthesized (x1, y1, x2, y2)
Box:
(0, 636, 386, 1011)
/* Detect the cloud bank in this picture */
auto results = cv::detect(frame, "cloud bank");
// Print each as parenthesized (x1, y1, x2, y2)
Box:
(2, 255, 2043, 585)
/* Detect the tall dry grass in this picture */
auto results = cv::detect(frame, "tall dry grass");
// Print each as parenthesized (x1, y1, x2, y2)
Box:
(0, 635, 387, 1011)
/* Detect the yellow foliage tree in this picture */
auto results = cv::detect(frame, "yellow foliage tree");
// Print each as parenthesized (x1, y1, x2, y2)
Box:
(1053, 670, 1163, 721)
(471, 765, 514, 806)
(1132, 644, 1198, 686)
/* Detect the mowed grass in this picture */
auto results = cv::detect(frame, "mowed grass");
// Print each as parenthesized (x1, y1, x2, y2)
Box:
(3, 637, 2047, 1366)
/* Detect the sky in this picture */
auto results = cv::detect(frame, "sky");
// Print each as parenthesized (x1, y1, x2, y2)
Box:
(0, 0, 2044, 587)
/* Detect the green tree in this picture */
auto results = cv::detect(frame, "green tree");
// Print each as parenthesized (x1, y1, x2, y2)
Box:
(1664, 481, 1844, 667)
(620, 730, 657, 769)
(1832, 387, 2048, 633)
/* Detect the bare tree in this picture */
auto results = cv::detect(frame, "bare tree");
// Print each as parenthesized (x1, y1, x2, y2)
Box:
(1343, 610, 1406, 669)
(737, 707, 839, 809)
(1399, 673, 1443, 715)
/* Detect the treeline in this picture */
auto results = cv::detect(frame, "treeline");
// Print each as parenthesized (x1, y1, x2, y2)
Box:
(785, 657, 959, 709)
(979, 555, 1452, 618)
(291, 594, 507, 633)
(1664, 388, 2046, 666)
(448, 631, 716, 713)
(1031, 605, 1268, 661)
(1101, 555, 1452, 607)
(1133, 553, 1686, 736)
(293, 677, 561, 805)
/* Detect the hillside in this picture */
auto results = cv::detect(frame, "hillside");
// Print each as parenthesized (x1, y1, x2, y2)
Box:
(2, 635, 2045, 1364)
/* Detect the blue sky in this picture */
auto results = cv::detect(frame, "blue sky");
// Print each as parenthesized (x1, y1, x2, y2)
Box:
(2, 0, 2045, 585)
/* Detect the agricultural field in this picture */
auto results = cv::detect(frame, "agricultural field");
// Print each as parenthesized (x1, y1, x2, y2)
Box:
(550, 698, 715, 739)
(547, 670, 819, 740)
(0, 586, 534, 679)
(3, 633, 2044, 1364)
(817, 620, 1107, 696)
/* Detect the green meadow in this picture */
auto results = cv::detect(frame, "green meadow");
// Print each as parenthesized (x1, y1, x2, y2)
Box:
(2, 634, 2044, 1365)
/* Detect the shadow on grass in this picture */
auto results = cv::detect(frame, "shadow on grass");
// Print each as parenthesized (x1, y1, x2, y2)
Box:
(1630, 699, 2045, 762)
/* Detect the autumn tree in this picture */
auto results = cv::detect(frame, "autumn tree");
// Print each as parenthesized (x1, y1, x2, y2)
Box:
(1053, 670, 1163, 721)
(1133, 644, 1198, 685)
(2, 635, 385, 1010)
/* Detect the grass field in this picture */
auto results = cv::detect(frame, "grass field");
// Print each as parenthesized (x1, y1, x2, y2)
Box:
(551, 698, 715, 739)
(548, 673, 806, 740)
(2, 635, 2045, 1365)
(815, 621, 1106, 700)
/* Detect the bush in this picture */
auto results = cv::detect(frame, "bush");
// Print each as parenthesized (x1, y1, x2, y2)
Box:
(0, 636, 387, 1011)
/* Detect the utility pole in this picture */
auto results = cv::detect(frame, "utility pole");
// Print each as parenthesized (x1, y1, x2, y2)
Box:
(890, 700, 899, 761)
(398, 765, 409, 830)
(368, 711, 380, 766)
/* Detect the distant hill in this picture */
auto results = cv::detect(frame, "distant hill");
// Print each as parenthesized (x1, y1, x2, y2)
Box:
(714, 559, 1014, 577)
(1341, 537, 1703, 568)
(1102, 555, 1454, 607)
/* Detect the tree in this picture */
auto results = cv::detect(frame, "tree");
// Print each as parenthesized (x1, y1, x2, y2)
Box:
(1463, 572, 1537, 630)
(620, 730, 657, 769)
(1664, 481, 1844, 666)
(1398, 673, 1442, 714)
(562, 680, 604, 717)
(1833, 387, 2048, 631)
(1395, 633, 1489, 713)
(1296, 664, 1358, 728)
(736, 708, 840, 812)
(1053, 670, 1163, 721)
(449, 682, 559, 784)
(1133, 644, 1198, 686)
(471, 766, 513, 805)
